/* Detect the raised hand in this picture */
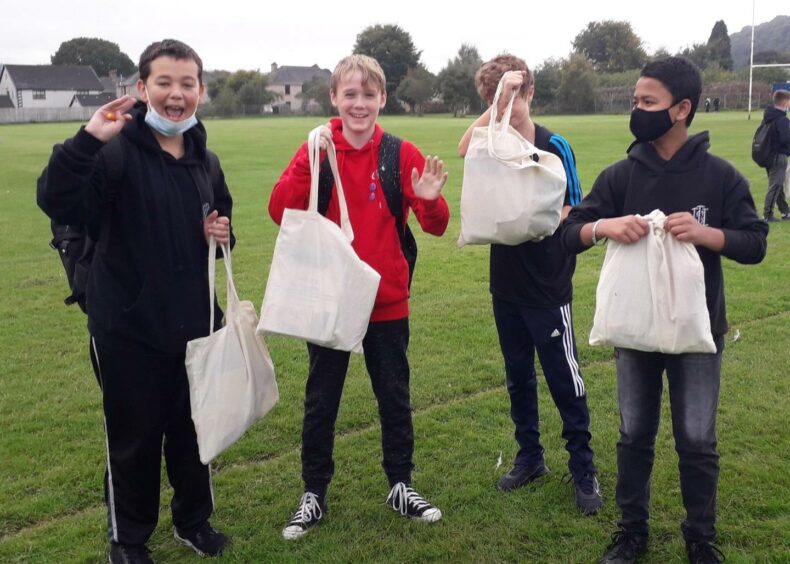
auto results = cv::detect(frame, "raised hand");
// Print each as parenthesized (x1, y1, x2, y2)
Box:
(85, 96, 136, 142)
(411, 156, 448, 201)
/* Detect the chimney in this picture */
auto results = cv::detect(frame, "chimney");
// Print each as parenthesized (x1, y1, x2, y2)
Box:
(109, 69, 118, 81)
(271, 62, 278, 73)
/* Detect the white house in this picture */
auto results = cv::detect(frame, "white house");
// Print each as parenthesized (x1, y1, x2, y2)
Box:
(0, 64, 104, 108)
(267, 63, 331, 114)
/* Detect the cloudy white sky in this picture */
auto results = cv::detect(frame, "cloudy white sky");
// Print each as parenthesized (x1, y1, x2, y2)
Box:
(1, 0, 787, 74)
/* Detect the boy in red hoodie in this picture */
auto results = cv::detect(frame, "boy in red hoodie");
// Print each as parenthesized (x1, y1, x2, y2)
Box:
(268, 54, 450, 540)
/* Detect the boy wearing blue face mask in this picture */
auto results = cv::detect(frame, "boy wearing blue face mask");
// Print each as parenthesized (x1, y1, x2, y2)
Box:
(38, 39, 232, 563)
(562, 57, 767, 564)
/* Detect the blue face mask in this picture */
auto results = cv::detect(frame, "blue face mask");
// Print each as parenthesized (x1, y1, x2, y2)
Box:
(143, 87, 199, 137)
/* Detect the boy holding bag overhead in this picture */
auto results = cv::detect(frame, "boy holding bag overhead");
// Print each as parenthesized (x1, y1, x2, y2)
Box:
(562, 57, 767, 564)
(458, 55, 601, 515)
(268, 54, 450, 540)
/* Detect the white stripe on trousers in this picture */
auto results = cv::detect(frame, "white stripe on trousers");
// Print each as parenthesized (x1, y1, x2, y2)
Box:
(560, 304, 585, 397)
(92, 337, 119, 543)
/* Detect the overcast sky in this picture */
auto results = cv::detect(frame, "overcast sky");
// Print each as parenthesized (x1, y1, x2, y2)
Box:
(1, 1, 787, 75)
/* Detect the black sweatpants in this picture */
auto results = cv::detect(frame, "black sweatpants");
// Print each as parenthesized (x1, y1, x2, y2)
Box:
(301, 318, 414, 497)
(90, 337, 214, 545)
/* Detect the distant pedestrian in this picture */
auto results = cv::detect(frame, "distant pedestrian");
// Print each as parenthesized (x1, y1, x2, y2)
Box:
(761, 89, 790, 222)
(704, 97, 711, 112)
(713, 97, 720, 112)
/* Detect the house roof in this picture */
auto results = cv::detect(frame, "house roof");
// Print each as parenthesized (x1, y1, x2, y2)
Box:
(119, 71, 139, 87)
(3, 64, 103, 91)
(70, 93, 116, 107)
(270, 65, 331, 86)
(0, 94, 14, 109)
(99, 76, 118, 93)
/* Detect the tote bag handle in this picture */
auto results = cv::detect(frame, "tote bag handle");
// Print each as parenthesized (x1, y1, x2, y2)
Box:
(487, 76, 537, 168)
(307, 126, 354, 242)
(207, 236, 238, 334)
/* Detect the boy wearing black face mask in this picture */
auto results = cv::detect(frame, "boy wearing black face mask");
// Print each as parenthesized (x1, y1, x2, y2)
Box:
(562, 57, 767, 564)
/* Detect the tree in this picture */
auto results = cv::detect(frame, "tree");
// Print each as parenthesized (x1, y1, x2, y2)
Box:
(556, 53, 598, 114)
(678, 43, 709, 69)
(533, 58, 564, 110)
(706, 20, 733, 70)
(299, 76, 333, 115)
(51, 37, 135, 77)
(206, 70, 278, 115)
(572, 21, 647, 73)
(437, 44, 483, 117)
(395, 65, 436, 116)
(353, 24, 421, 114)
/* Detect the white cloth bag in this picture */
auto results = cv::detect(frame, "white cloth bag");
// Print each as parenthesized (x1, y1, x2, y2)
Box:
(589, 209, 716, 354)
(784, 160, 790, 199)
(185, 238, 279, 465)
(257, 127, 381, 353)
(458, 77, 567, 247)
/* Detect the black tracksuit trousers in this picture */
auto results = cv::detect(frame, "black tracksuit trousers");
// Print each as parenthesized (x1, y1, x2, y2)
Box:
(90, 338, 214, 545)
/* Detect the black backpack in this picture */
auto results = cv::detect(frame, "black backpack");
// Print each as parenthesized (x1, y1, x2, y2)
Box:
(317, 132, 418, 288)
(49, 139, 221, 312)
(751, 119, 776, 168)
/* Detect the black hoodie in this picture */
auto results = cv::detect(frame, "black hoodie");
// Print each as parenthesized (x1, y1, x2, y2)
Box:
(38, 103, 234, 354)
(563, 132, 767, 337)
(763, 105, 790, 156)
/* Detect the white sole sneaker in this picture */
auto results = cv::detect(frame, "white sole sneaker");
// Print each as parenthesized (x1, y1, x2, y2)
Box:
(415, 507, 442, 523)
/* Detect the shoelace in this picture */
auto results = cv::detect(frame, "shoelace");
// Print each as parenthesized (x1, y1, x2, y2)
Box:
(388, 483, 431, 516)
(689, 541, 726, 563)
(291, 492, 322, 525)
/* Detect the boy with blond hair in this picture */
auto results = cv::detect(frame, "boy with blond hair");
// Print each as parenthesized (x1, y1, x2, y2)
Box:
(458, 54, 601, 515)
(269, 54, 450, 540)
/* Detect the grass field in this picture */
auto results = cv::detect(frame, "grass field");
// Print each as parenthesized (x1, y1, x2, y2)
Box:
(0, 112, 788, 563)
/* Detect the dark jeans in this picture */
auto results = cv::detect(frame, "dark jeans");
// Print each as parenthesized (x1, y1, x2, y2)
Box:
(614, 336, 723, 542)
(301, 318, 414, 496)
(764, 153, 789, 217)
(492, 297, 595, 481)
(90, 338, 213, 545)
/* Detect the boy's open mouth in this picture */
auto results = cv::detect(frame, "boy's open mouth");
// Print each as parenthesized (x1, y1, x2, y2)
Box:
(165, 106, 185, 119)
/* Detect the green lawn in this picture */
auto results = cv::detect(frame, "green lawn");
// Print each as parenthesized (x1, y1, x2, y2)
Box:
(0, 112, 788, 563)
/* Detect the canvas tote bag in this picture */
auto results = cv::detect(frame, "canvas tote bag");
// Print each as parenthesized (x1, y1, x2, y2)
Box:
(257, 127, 381, 353)
(185, 238, 279, 464)
(589, 209, 716, 354)
(457, 76, 567, 247)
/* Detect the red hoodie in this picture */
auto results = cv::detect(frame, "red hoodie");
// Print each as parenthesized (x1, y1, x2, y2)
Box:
(269, 118, 450, 321)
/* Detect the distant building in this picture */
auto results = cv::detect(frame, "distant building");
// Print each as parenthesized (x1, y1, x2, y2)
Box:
(69, 92, 116, 108)
(268, 62, 331, 114)
(0, 64, 103, 108)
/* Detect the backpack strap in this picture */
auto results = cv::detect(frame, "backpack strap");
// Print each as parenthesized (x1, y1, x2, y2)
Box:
(316, 132, 417, 287)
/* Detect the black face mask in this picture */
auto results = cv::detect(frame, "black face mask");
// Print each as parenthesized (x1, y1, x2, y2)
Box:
(629, 106, 676, 142)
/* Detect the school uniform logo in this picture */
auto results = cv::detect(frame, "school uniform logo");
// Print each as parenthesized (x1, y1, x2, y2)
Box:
(692, 205, 709, 226)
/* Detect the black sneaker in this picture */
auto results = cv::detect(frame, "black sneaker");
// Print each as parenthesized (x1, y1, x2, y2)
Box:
(781, 212, 790, 221)
(108, 543, 154, 564)
(174, 521, 230, 557)
(497, 461, 549, 491)
(282, 492, 325, 540)
(762, 215, 779, 223)
(574, 473, 603, 515)
(686, 540, 725, 564)
(599, 529, 648, 564)
(385, 482, 442, 522)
